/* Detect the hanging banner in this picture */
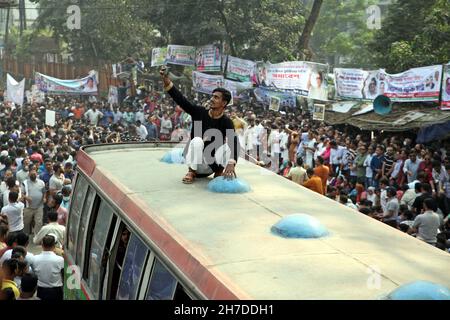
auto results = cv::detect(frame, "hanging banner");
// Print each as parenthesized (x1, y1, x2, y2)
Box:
(334, 68, 370, 100)
(223, 79, 253, 100)
(35, 70, 98, 95)
(6, 74, 25, 107)
(192, 71, 224, 95)
(254, 87, 297, 109)
(151, 47, 168, 67)
(441, 64, 450, 110)
(269, 96, 281, 112)
(225, 56, 256, 82)
(166, 45, 196, 66)
(108, 86, 119, 105)
(265, 61, 329, 100)
(195, 45, 221, 72)
(313, 104, 325, 121)
(335, 65, 442, 102)
(30, 85, 45, 104)
(381, 65, 442, 102)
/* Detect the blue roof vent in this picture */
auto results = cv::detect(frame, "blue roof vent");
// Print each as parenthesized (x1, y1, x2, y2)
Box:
(271, 214, 329, 239)
(161, 148, 185, 164)
(385, 281, 450, 300)
(207, 176, 251, 194)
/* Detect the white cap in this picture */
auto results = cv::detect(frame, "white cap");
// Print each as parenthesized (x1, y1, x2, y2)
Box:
(0, 150, 8, 157)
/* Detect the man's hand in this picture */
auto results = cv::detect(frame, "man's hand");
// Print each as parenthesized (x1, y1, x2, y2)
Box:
(160, 66, 172, 88)
(223, 161, 236, 180)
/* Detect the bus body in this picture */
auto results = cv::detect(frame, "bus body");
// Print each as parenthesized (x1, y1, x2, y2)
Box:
(64, 143, 450, 300)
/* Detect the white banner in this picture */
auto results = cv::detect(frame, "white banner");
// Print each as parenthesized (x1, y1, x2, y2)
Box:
(196, 45, 221, 72)
(192, 71, 224, 94)
(223, 79, 253, 99)
(441, 64, 450, 110)
(265, 61, 329, 100)
(335, 65, 443, 102)
(225, 56, 256, 82)
(45, 110, 56, 127)
(166, 45, 196, 66)
(108, 86, 118, 105)
(6, 74, 25, 107)
(151, 47, 168, 67)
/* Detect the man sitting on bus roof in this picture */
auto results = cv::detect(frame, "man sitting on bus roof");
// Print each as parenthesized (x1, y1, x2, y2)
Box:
(160, 67, 240, 184)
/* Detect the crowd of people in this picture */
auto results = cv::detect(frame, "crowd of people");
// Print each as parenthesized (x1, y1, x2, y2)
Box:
(0, 83, 449, 300)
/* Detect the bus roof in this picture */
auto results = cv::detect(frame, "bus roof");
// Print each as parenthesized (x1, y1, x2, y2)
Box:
(78, 143, 450, 300)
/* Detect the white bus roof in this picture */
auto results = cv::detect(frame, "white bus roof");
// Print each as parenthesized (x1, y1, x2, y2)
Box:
(79, 143, 450, 300)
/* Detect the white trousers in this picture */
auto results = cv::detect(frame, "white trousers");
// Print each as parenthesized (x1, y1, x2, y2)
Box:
(185, 137, 231, 174)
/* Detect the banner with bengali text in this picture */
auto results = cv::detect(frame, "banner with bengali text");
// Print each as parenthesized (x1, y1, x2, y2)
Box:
(192, 71, 224, 94)
(151, 47, 168, 67)
(196, 45, 221, 72)
(166, 45, 196, 66)
(35, 70, 98, 95)
(225, 56, 256, 82)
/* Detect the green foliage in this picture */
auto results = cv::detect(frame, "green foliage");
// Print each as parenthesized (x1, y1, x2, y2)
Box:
(310, 0, 378, 68)
(370, 0, 450, 72)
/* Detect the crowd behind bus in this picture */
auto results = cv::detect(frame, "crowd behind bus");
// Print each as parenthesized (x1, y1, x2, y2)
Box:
(0, 87, 449, 300)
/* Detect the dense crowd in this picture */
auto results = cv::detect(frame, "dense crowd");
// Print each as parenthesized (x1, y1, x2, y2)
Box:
(0, 85, 449, 300)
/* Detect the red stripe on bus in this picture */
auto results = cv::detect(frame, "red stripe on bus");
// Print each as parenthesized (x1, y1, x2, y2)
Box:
(77, 149, 247, 300)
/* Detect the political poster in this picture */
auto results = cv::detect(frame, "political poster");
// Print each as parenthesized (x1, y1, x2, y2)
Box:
(223, 79, 253, 100)
(6, 74, 25, 106)
(35, 70, 98, 95)
(265, 61, 329, 100)
(195, 45, 221, 72)
(381, 65, 442, 102)
(254, 87, 297, 109)
(192, 71, 224, 95)
(269, 96, 281, 112)
(166, 45, 196, 66)
(313, 104, 325, 121)
(441, 64, 450, 110)
(151, 47, 168, 67)
(334, 68, 370, 100)
(108, 86, 119, 105)
(335, 65, 443, 102)
(225, 56, 256, 82)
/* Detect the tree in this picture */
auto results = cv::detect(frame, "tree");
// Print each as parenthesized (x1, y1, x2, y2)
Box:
(370, 0, 450, 73)
(298, 0, 323, 61)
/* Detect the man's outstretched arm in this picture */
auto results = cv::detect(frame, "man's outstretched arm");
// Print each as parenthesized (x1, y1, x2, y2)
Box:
(160, 67, 201, 117)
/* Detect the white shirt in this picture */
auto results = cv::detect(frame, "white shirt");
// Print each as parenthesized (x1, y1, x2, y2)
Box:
(364, 153, 374, 178)
(244, 126, 256, 151)
(160, 118, 172, 135)
(279, 131, 289, 159)
(33, 223, 66, 249)
(33, 251, 64, 288)
(1, 202, 25, 232)
(135, 111, 145, 124)
(330, 146, 344, 165)
(0, 250, 35, 272)
(84, 109, 104, 126)
(49, 174, 64, 193)
(268, 130, 281, 155)
(136, 125, 148, 140)
(254, 124, 264, 146)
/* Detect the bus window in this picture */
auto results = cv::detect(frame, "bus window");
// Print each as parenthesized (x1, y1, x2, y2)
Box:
(86, 200, 114, 299)
(109, 226, 130, 299)
(67, 175, 88, 256)
(75, 186, 96, 270)
(116, 233, 149, 300)
(173, 283, 193, 301)
(145, 259, 177, 300)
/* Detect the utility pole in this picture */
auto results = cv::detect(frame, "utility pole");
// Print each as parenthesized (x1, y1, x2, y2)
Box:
(19, 0, 26, 35)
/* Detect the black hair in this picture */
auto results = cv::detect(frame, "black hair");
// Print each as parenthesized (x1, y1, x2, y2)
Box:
(423, 198, 437, 212)
(339, 194, 348, 204)
(306, 167, 314, 176)
(317, 156, 324, 164)
(414, 182, 422, 192)
(11, 246, 26, 258)
(47, 210, 58, 222)
(42, 235, 56, 248)
(20, 273, 38, 293)
(8, 191, 19, 203)
(359, 207, 373, 215)
(1, 287, 16, 300)
(399, 223, 409, 233)
(212, 88, 232, 105)
(296, 157, 303, 167)
(15, 232, 29, 247)
(6, 177, 16, 189)
(421, 183, 432, 193)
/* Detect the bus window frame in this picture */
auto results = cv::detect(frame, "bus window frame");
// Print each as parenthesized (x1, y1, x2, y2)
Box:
(115, 232, 149, 300)
(66, 174, 89, 258)
(84, 196, 116, 299)
(75, 186, 96, 275)
(143, 257, 179, 300)
(136, 252, 155, 300)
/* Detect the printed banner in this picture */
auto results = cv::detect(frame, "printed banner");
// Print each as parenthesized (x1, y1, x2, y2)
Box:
(192, 71, 224, 94)
(269, 96, 281, 112)
(6, 74, 25, 106)
(335, 65, 443, 102)
(35, 70, 98, 95)
(225, 56, 256, 82)
(108, 86, 119, 105)
(223, 79, 253, 100)
(151, 47, 168, 67)
(196, 45, 221, 72)
(334, 68, 370, 100)
(313, 104, 325, 121)
(265, 61, 329, 100)
(254, 87, 297, 109)
(166, 45, 196, 66)
(442, 64, 450, 110)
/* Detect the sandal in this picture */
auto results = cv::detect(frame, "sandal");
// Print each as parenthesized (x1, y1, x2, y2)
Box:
(182, 171, 196, 184)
